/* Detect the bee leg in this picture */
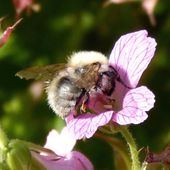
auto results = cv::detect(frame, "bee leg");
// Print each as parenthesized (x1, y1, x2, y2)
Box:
(74, 89, 86, 117)
(75, 88, 86, 106)
(80, 92, 89, 113)
(74, 89, 90, 117)
(73, 110, 79, 117)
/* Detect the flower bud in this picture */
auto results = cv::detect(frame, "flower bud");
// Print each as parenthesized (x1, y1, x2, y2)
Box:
(6, 139, 46, 170)
(6, 139, 31, 170)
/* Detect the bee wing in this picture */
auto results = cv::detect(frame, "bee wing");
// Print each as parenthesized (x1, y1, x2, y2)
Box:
(75, 63, 101, 89)
(16, 64, 66, 81)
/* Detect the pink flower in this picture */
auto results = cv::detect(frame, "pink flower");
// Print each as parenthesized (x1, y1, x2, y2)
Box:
(32, 127, 93, 170)
(66, 30, 157, 139)
(12, 0, 41, 18)
(104, 0, 158, 26)
(13, 0, 33, 17)
(0, 19, 22, 48)
(142, 0, 158, 26)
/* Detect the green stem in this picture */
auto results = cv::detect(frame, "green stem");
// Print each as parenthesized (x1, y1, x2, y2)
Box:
(96, 132, 131, 170)
(117, 126, 141, 170)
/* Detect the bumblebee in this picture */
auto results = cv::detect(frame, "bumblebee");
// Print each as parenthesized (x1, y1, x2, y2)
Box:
(16, 51, 124, 118)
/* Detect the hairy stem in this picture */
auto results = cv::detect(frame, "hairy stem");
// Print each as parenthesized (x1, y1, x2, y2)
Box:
(117, 126, 141, 170)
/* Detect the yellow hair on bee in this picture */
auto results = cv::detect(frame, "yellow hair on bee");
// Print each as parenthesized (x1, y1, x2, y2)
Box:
(68, 51, 108, 67)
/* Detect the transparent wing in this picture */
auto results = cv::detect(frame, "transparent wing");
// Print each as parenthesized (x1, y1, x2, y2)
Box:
(16, 64, 66, 81)
(75, 63, 101, 89)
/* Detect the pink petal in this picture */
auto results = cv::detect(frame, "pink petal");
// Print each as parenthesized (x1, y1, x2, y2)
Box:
(0, 19, 22, 48)
(71, 151, 94, 170)
(67, 111, 113, 139)
(112, 86, 155, 125)
(13, 0, 33, 16)
(43, 128, 76, 157)
(32, 151, 94, 170)
(109, 30, 157, 88)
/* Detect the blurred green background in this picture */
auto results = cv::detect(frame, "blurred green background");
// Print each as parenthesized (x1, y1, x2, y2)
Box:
(0, 0, 170, 169)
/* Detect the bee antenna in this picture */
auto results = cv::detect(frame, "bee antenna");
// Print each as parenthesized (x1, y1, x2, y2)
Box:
(109, 65, 131, 89)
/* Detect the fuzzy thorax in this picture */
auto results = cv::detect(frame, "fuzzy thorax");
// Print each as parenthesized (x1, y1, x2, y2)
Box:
(68, 51, 108, 67)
